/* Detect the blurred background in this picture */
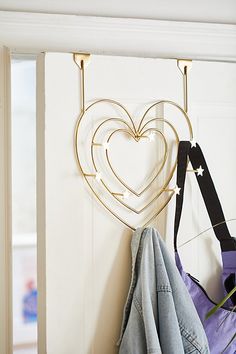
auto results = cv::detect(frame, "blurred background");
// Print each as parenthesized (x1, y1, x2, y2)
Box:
(11, 58, 37, 354)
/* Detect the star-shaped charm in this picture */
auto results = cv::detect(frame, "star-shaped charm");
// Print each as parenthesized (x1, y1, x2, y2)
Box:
(196, 165, 204, 176)
(95, 172, 102, 181)
(122, 190, 130, 200)
(190, 139, 197, 148)
(174, 185, 181, 195)
(148, 131, 155, 142)
(103, 141, 110, 150)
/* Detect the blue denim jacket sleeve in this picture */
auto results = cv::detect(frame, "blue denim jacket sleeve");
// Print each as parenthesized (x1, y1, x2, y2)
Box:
(117, 228, 210, 354)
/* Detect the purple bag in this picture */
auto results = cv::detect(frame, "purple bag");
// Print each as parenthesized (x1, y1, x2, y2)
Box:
(174, 141, 236, 354)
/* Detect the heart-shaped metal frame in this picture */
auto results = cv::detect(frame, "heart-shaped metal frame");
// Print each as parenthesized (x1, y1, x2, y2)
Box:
(74, 99, 193, 230)
(105, 128, 168, 196)
(90, 102, 179, 212)
(73, 54, 193, 230)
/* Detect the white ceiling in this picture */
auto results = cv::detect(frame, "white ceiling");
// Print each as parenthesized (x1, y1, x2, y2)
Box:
(0, 0, 236, 24)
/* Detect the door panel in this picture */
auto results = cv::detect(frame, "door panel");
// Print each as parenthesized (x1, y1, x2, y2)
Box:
(40, 54, 236, 354)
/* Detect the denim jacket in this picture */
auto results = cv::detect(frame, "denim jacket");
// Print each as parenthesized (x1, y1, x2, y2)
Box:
(117, 228, 210, 354)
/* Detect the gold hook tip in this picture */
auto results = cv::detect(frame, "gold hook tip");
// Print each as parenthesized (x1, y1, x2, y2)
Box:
(177, 59, 192, 75)
(73, 53, 91, 69)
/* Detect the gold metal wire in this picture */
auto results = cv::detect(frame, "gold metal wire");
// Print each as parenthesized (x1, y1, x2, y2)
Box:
(91, 118, 180, 214)
(177, 60, 192, 113)
(73, 54, 193, 230)
(138, 100, 193, 138)
(94, 125, 168, 196)
(93, 128, 168, 213)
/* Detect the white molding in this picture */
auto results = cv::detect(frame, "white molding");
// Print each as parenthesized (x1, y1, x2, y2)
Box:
(0, 46, 12, 354)
(0, 11, 236, 61)
(36, 53, 47, 354)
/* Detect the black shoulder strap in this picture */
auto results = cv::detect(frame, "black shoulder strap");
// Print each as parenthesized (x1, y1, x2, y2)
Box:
(174, 141, 236, 252)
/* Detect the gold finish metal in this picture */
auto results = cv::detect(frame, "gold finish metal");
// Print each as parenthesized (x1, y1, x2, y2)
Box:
(90, 113, 180, 215)
(84, 173, 96, 177)
(112, 192, 124, 197)
(177, 59, 192, 113)
(73, 55, 194, 230)
(73, 53, 90, 69)
(73, 53, 90, 113)
(92, 143, 103, 147)
(187, 169, 197, 173)
(104, 128, 168, 197)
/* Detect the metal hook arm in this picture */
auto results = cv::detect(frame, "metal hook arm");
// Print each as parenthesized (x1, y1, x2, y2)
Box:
(73, 53, 90, 113)
(177, 59, 192, 113)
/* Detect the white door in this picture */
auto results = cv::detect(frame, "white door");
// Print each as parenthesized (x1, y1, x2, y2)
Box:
(0, 46, 12, 354)
(39, 54, 236, 354)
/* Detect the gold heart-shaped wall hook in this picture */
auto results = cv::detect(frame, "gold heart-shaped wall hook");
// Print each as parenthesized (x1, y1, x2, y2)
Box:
(73, 55, 193, 230)
(74, 98, 193, 230)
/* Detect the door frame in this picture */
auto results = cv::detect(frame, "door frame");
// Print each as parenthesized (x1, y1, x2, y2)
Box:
(0, 46, 12, 354)
(0, 11, 236, 61)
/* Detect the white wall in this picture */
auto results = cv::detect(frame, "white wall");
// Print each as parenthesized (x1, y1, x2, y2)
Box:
(0, 0, 236, 24)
